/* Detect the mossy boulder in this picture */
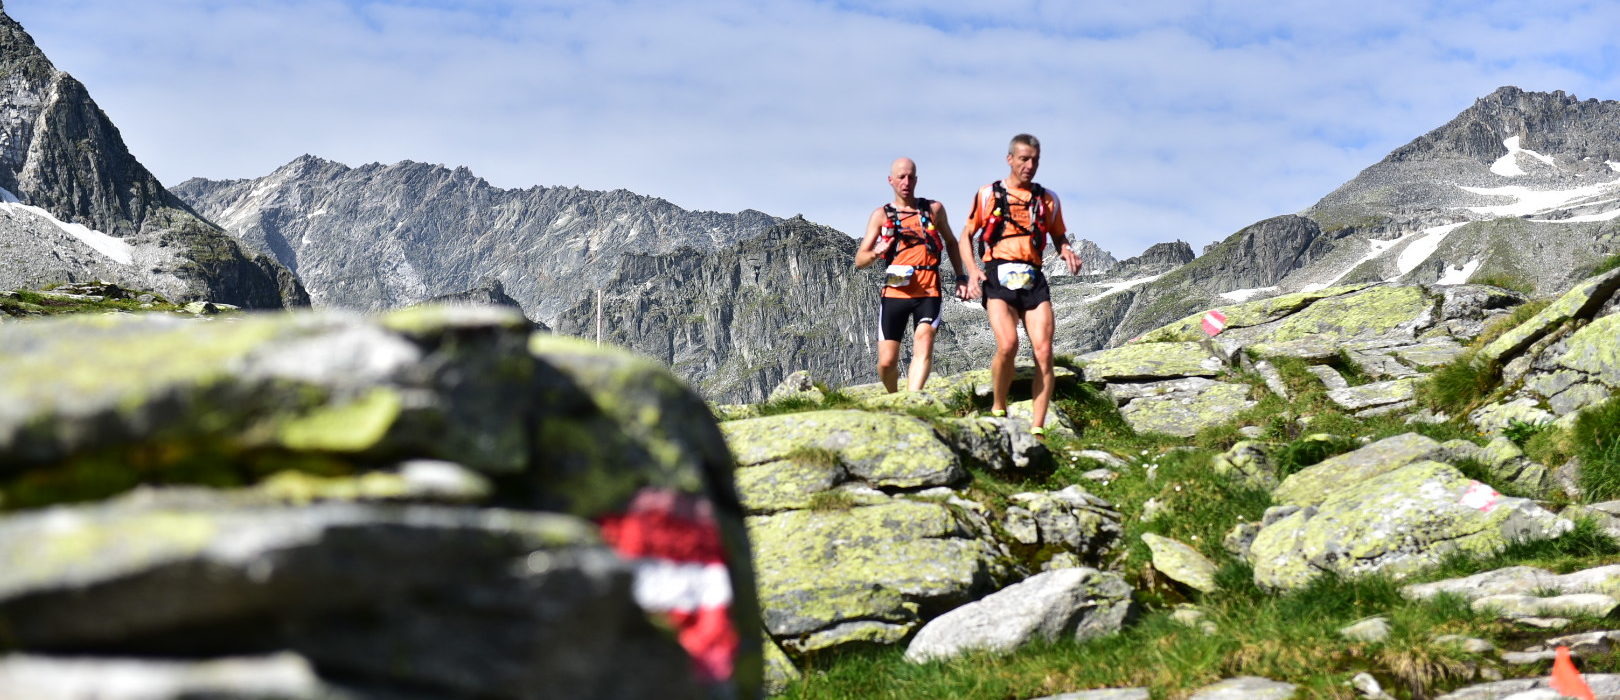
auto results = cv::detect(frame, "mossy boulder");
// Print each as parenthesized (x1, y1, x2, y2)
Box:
(1134, 285, 1373, 343)
(1479, 267, 1620, 367)
(722, 410, 965, 491)
(1251, 460, 1570, 590)
(1117, 381, 1256, 438)
(0, 307, 765, 697)
(1142, 533, 1219, 593)
(1272, 433, 1443, 507)
(748, 500, 1012, 654)
(1258, 285, 1433, 344)
(1553, 313, 1620, 390)
(1079, 342, 1226, 382)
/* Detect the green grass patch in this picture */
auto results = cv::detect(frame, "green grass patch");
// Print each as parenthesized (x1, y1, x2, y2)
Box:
(781, 567, 1523, 700)
(1591, 252, 1620, 276)
(1469, 273, 1535, 295)
(1573, 398, 1620, 500)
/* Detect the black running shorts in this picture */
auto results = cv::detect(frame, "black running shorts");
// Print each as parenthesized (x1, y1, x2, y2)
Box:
(878, 296, 943, 342)
(981, 261, 1051, 311)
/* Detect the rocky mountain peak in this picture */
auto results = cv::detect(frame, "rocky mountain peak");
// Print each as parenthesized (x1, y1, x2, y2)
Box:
(0, 4, 306, 308)
(1387, 86, 1620, 166)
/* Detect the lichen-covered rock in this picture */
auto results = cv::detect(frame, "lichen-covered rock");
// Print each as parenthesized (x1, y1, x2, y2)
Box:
(1004, 486, 1123, 566)
(1553, 313, 1620, 390)
(933, 415, 1045, 472)
(769, 369, 821, 403)
(0, 307, 767, 697)
(1326, 378, 1419, 411)
(722, 410, 965, 490)
(902, 567, 1132, 663)
(1272, 433, 1442, 507)
(1469, 397, 1557, 434)
(1136, 285, 1373, 344)
(1254, 285, 1433, 344)
(1142, 533, 1219, 592)
(1079, 342, 1226, 382)
(1211, 441, 1281, 491)
(1436, 675, 1620, 699)
(1479, 267, 1620, 367)
(1251, 461, 1571, 590)
(1117, 381, 1255, 438)
(748, 500, 1011, 654)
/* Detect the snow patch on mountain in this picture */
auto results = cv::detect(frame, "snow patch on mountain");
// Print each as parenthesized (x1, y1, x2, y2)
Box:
(1437, 259, 1481, 285)
(0, 187, 133, 265)
(1458, 181, 1620, 217)
(1489, 136, 1557, 177)
(1221, 286, 1280, 302)
(1395, 221, 1471, 277)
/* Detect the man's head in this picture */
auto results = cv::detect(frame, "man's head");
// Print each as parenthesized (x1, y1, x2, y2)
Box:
(888, 157, 918, 201)
(1006, 133, 1040, 186)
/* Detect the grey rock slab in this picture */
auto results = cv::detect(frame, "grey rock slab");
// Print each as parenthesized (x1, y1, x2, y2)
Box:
(1472, 593, 1620, 619)
(1255, 359, 1291, 400)
(1103, 376, 1218, 404)
(1142, 533, 1219, 592)
(1357, 400, 1418, 418)
(723, 410, 965, 489)
(1515, 617, 1573, 630)
(1340, 616, 1392, 643)
(1211, 441, 1281, 491)
(1564, 501, 1620, 539)
(1471, 398, 1557, 434)
(1499, 650, 1558, 665)
(1308, 364, 1350, 390)
(1327, 378, 1419, 411)
(1405, 564, 1620, 602)
(1433, 634, 1497, 654)
(1073, 450, 1130, 469)
(1352, 672, 1397, 700)
(1009, 399, 1080, 441)
(1187, 676, 1297, 699)
(1273, 433, 1442, 507)
(1394, 337, 1468, 368)
(1347, 349, 1421, 379)
(1436, 675, 1620, 699)
(903, 568, 1132, 663)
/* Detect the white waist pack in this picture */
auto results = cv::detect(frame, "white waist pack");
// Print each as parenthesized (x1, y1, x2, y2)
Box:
(996, 262, 1036, 291)
(885, 264, 916, 287)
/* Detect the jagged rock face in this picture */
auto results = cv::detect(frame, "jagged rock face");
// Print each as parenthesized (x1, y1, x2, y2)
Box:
(0, 8, 303, 309)
(172, 155, 781, 324)
(551, 219, 879, 403)
(1111, 240, 1195, 277)
(425, 277, 548, 330)
(1034, 87, 1620, 361)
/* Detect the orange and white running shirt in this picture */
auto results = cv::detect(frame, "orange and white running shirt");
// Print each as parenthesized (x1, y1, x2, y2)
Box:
(881, 208, 942, 299)
(965, 181, 1066, 265)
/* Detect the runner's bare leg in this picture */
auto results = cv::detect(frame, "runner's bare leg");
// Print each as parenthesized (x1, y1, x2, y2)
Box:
(908, 323, 937, 392)
(1024, 301, 1057, 428)
(986, 299, 1022, 412)
(877, 339, 901, 393)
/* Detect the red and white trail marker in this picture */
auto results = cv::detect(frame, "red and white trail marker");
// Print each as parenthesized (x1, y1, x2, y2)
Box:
(1201, 309, 1228, 336)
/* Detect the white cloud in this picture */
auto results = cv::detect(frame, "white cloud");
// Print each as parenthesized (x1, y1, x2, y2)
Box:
(9, 0, 1620, 257)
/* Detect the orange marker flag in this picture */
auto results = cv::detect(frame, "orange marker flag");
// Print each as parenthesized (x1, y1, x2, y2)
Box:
(1550, 645, 1596, 700)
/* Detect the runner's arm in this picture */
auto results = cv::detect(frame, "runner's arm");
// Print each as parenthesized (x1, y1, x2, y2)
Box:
(853, 208, 888, 269)
(956, 196, 986, 299)
(1045, 193, 1083, 275)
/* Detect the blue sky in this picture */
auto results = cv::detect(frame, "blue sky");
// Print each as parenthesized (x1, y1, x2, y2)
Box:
(11, 1, 1620, 257)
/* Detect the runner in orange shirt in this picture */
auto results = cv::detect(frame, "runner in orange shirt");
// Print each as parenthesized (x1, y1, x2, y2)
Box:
(957, 134, 1083, 437)
(854, 157, 967, 392)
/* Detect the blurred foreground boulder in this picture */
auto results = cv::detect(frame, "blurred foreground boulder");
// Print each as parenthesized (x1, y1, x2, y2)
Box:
(0, 305, 762, 699)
